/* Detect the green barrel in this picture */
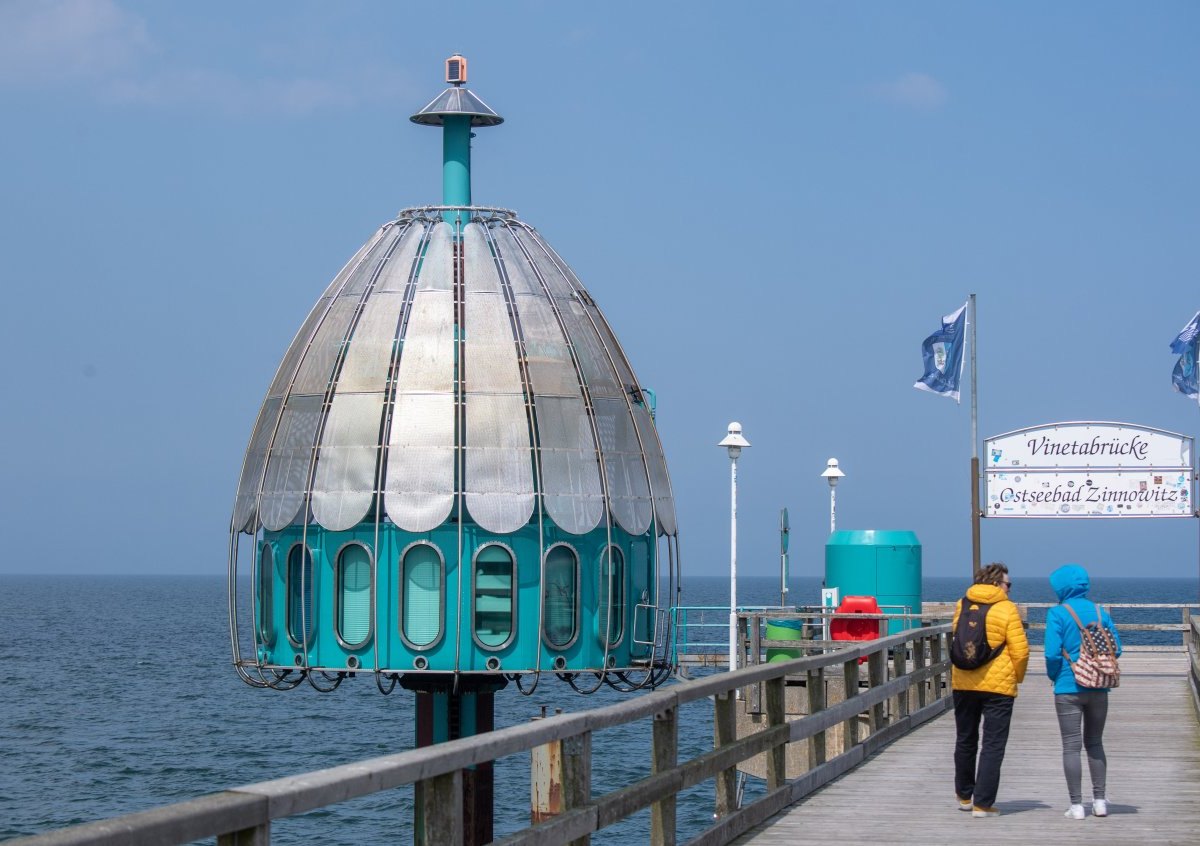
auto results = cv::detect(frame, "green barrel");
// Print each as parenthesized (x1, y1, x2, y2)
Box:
(765, 618, 806, 662)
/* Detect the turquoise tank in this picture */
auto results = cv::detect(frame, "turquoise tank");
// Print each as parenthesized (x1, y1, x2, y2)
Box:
(824, 530, 921, 635)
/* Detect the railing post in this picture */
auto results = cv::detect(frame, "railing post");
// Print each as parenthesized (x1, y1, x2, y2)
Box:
(714, 691, 738, 817)
(218, 825, 269, 846)
(807, 667, 826, 769)
(893, 640, 909, 720)
(931, 632, 947, 700)
(842, 659, 859, 753)
(563, 731, 592, 846)
(651, 706, 678, 846)
(749, 614, 763, 713)
(913, 635, 928, 709)
(416, 770, 464, 846)
(676, 607, 686, 667)
(765, 676, 786, 790)
(867, 650, 886, 734)
(1184, 608, 1193, 652)
(737, 615, 747, 670)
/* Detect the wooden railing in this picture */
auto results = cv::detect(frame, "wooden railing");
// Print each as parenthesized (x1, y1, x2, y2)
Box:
(10, 624, 951, 846)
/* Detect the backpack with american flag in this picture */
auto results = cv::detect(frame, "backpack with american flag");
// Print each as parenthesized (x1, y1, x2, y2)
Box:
(1062, 603, 1121, 689)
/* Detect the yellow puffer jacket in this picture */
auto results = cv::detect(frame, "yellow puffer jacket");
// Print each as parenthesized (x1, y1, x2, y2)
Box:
(950, 583, 1029, 697)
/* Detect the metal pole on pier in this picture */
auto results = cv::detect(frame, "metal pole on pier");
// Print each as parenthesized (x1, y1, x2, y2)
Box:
(821, 458, 844, 535)
(719, 423, 750, 672)
(780, 507, 790, 607)
(970, 293, 981, 576)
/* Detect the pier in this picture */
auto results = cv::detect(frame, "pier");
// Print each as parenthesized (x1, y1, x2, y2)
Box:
(10, 606, 1198, 845)
(735, 648, 1198, 845)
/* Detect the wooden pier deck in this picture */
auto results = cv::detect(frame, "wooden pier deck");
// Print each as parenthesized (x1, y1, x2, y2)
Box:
(734, 648, 1199, 846)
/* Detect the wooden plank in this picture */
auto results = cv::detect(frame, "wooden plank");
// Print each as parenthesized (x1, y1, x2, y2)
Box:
(867, 651, 886, 732)
(894, 645, 910, 719)
(713, 691, 737, 818)
(651, 706, 678, 846)
(563, 731, 591, 846)
(806, 667, 826, 769)
(4, 793, 268, 846)
(416, 770, 462, 846)
(842, 659, 859, 753)
(764, 677, 786, 790)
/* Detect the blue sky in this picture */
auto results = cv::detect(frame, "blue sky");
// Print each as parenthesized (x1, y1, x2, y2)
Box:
(1, 2, 1198, 581)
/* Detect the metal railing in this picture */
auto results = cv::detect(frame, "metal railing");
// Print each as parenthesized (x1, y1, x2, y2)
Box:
(11, 624, 952, 846)
(671, 606, 922, 671)
(1187, 613, 1200, 720)
(921, 601, 1198, 646)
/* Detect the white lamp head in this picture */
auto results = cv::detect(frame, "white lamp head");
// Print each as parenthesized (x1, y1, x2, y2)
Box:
(718, 421, 751, 459)
(821, 457, 845, 487)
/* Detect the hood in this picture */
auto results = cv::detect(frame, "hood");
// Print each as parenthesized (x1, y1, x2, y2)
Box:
(965, 582, 1008, 604)
(1050, 564, 1090, 602)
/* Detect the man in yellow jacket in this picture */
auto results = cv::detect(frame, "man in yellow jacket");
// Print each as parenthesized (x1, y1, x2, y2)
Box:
(951, 562, 1029, 818)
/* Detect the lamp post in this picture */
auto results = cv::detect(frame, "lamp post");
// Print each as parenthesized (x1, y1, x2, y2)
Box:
(821, 458, 844, 535)
(718, 422, 750, 673)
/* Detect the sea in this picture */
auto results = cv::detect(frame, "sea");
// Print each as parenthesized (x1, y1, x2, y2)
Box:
(1, 574, 1196, 844)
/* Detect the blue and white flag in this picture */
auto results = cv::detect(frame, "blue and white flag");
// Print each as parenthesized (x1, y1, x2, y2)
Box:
(1171, 311, 1200, 402)
(914, 301, 968, 402)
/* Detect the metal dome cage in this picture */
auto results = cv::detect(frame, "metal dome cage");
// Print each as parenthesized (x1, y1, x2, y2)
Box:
(227, 204, 681, 695)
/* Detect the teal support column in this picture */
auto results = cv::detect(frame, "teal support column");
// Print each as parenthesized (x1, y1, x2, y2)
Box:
(443, 114, 472, 227)
(409, 676, 508, 846)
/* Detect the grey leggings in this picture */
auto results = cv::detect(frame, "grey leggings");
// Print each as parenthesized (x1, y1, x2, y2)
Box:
(1054, 691, 1108, 804)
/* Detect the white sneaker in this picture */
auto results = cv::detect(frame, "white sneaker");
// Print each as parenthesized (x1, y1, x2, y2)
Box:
(1093, 799, 1108, 817)
(1064, 804, 1085, 820)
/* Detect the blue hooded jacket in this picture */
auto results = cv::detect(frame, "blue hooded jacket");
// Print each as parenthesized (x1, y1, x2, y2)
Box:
(1044, 564, 1122, 694)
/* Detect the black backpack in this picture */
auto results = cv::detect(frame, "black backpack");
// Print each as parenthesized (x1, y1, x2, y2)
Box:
(950, 596, 1006, 670)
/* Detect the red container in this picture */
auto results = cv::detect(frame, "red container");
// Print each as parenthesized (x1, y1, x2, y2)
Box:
(830, 595, 881, 663)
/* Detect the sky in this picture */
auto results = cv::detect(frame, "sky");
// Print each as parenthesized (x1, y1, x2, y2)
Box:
(1, 1, 1198, 582)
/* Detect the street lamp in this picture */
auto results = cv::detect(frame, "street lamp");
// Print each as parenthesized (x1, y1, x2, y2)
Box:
(821, 457, 844, 535)
(718, 422, 750, 673)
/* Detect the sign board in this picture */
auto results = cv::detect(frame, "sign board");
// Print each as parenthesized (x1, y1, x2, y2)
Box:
(820, 587, 839, 641)
(985, 422, 1195, 518)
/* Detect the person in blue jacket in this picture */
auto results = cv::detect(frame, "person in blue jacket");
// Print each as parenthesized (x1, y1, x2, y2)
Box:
(1045, 564, 1122, 820)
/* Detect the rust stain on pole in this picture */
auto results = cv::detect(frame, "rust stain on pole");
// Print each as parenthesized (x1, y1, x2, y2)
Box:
(531, 709, 564, 824)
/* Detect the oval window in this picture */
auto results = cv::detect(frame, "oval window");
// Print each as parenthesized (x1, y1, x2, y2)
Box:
(543, 545, 578, 648)
(474, 545, 514, 648)
(402, 544, 443, 647)
(286, 544, 314, 647)
(598, 545, 624, 647)
(257, 543, 274, 644)
(337, 544, 372, 648)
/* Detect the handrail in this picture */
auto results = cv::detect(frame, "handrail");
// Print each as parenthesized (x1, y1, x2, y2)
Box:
(10, 624, 953, 846)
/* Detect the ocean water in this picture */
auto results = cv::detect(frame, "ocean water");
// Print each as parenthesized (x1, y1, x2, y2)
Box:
(0, 574, 1194, 843)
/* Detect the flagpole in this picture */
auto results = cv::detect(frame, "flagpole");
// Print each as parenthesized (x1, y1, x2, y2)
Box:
(970, 293, 981, 577)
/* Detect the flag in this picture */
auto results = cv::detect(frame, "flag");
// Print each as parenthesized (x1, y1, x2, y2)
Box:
(1171, 311, 1200, 402)
(914, 301, 968, 402)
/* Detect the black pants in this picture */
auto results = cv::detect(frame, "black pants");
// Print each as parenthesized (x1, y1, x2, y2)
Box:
(953, 690, 1015, 809)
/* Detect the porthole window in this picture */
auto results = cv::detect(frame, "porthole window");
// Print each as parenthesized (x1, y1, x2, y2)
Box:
(337, 544, 372, 648)
(474, 544, 515, 649)
(543, 544, 578, 649)
(257, 543, 274, 644)
(286, 544, 314, 647)
(633, 540, 655, 649)
(402, 543, 443, 648)
(598, 545, 625, 647)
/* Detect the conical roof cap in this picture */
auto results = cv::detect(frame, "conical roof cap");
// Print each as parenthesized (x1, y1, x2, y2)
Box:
(410, 87, 503, 127)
